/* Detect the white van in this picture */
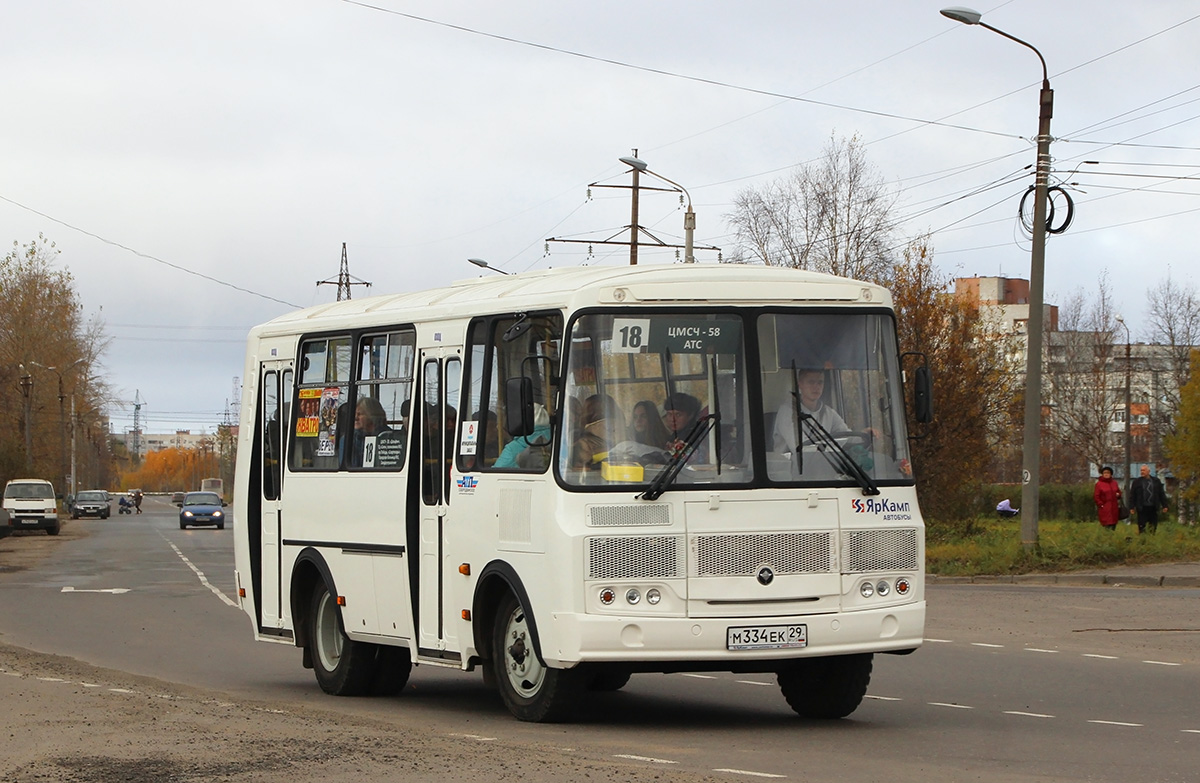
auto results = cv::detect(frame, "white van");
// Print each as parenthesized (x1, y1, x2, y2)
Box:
(2, 479, 61, 536)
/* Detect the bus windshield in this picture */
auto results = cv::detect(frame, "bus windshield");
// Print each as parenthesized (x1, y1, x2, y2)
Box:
(558, 309, 912, 489)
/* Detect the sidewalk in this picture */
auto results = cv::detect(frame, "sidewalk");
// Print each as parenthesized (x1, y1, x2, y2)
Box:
(928, 561, 1200, 588)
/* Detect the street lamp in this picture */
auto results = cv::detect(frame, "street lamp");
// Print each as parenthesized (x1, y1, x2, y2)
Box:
(941, 7, 1054, 552)
(467, 258, 510, 275)
(30, 359, 86, 493)
(1116, 315, 1132, 495)
(18, 365, 34, 471)
(619, 156, 696, 264)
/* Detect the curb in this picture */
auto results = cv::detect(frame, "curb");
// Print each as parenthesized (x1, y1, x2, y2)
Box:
(927, 573, 1194, 587)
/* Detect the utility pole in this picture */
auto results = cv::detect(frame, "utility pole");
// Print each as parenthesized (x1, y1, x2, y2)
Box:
(628, 152, 641, 266)
(19, 367, 33, 471)
(317, 243, 372, 301)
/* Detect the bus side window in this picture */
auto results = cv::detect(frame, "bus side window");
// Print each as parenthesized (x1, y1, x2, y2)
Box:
(290, 336, 351, 471)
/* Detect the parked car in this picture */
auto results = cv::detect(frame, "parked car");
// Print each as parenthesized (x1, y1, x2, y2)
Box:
(70, 490, 111, 519)
(179, 491, 226, 530)
(2, 478, 60, 536)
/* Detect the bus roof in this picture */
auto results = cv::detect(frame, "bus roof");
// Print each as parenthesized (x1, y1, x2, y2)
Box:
(251, 264, 892, 337)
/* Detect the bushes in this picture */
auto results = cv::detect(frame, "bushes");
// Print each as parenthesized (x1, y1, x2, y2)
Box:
(974, 483, 1096, 523)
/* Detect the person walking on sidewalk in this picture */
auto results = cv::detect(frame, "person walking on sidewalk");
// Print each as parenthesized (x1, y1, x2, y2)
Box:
(1129, 465, 1169, 535)
(1094, 466, 1122, 531)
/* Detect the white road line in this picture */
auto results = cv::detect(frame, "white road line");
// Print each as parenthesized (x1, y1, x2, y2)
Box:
(924, 638, 953, 643)
(449, 733, 496, 741)
(615, 754, 677, 765)
(1004, 710, 1055, 718)
(1083, 654, 1119, 660)
(1182, 729, 1200, 734)
(681, 673, 717, 679)
(108, 688, 135, 694)
(929, 702, 973, 709)
(160, 533, 238, 607)
(1142, 660, 1181, 666)
(971, 642, 1003, 648)
(36, 677, 66, 682)
(865, 695, 902, 701)
(1088, 720, 1143, 727)
(1023, 648, 1059, 654)
(713, 769, 786, 779)
(736, 680, 772, 686)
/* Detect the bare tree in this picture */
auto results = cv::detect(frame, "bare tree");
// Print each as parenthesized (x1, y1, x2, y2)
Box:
(1044, 273, 1122, 476)
(1144, 273, 1200, 443)
(727, 133, 897, 282)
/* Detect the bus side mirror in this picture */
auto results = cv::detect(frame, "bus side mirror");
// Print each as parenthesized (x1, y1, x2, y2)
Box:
(914, 365, 933, 424)
(505, 377, 535, 437)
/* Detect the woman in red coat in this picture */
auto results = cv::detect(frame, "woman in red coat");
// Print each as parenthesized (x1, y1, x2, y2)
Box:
(1093, 466, 1122, 530)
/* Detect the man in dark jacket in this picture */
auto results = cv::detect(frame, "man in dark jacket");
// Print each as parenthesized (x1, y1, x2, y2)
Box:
(1129, 465, 1169, 534)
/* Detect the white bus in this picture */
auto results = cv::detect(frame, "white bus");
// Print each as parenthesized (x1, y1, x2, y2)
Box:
(233, 264, 931, 722)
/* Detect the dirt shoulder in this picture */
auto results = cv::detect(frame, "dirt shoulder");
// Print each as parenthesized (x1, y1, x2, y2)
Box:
(0, 641, 724, 783)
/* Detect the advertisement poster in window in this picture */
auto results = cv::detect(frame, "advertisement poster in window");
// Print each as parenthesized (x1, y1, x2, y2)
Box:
(316, 387, 341, 456)
(295, 388, 322, 438)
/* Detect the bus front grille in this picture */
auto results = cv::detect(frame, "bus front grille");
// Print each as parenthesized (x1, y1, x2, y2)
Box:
(692, 532, 834, 577)
(586, 535, 683, 580)
(841, 528, 919, 572)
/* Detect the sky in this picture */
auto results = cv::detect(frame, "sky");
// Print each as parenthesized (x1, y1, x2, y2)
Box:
(4, 0, 1198, 435)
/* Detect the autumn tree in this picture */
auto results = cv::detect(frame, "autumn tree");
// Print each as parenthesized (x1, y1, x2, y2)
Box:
(726, 133, 898, 282)
(1165, 349, 1200, 522)
(0, 235, 110, 491)
(119, 445, 219, 493)
(1144, 274, 1200, 451)
(891, 238, 1018, 523)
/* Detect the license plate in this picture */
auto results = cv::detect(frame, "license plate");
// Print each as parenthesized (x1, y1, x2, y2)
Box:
(19, 518, 39, 525)
(726, 624, 808, 650)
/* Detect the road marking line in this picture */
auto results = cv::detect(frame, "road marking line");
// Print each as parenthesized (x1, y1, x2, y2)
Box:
(1083, 654, 1119, 659)
(108, 688, 136, 694)
(60, 586, 131, 594)
(615, 754, 677, 764)
(929, 702, 973, 709)
(924, 638, 953, 643)
(1004, 711, 1055, 718)
(449, 733, 496, 742)
(713, 769, 786, 778)
(1088, 720, 1143, 727)
(681, 673, 717, 679)
(1142, 660, 1181, 666)
(971, 643, 1003, 648)
(865, 695, 902, 701)
(36, 677, 66, 682)
(1023, 648, 1059, 654)
(736, 680, 772, 686)
(160, 533, 238, 607)
(1182, 729, 1200, 734)
(81, 683, 101, 688)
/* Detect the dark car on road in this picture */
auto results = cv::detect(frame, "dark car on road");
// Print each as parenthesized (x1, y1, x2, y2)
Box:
(70, 490, 111, 519)
(179, 491, 226, 530)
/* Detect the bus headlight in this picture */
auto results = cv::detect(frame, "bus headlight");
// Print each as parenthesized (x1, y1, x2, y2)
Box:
(625, 588, 641, 605)
(646, 588, 661, 605)
(876, 580, 891, 597)
(859, 581, 874, 598)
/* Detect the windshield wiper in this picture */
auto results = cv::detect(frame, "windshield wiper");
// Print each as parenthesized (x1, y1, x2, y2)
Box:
(638, 413, 719, 501)
(799, 411, 880, 496)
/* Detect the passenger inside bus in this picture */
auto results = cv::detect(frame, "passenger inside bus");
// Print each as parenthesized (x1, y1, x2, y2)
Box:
(494, 403, 552, 469)
(570, 394, 624, 469)
(350, 396, 391, 468)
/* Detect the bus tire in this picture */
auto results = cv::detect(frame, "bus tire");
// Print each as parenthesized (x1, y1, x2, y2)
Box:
(491, 592, 582, 722)
(369, 644, 412, 696)
(309, 581, 375, 696)
(777, 653, 873, 719)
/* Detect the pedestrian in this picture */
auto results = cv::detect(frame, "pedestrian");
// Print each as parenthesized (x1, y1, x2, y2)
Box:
(1129, 464, 1169, 535)
(1093, 466, 1122, 531)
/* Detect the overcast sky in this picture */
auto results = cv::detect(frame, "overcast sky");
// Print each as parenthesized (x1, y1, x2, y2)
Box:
(4, 0, 1198, 435)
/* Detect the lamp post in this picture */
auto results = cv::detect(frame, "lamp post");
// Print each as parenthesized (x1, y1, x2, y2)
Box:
(467, 258, 510, 275)
(18, 365, 34, 471)
(619, 156, 696, 264)
(941, 7, 1053, 551)
(30, 359, 86, 493)
(1116, 315, 1132, 495)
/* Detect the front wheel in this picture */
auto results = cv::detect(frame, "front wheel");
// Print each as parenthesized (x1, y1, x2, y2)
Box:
(491, 592, 582, 722)
(777, 653, 873, 719)
(309, 581, 376, 696)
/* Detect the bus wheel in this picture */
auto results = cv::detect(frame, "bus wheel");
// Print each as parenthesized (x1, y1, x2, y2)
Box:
(588, 667, 632, 692)
(309, 581, 375, 696)
(777, 653, 873, 719)
(369, 645, 412, 696)
(491, 592, 581, 722)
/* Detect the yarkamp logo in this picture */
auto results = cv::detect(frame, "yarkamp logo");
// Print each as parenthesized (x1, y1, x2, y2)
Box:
(851, 498, 912, 520)
(456, 476, 478, 490)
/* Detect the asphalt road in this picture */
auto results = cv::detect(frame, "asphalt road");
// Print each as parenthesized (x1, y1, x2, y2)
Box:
(2, 496, 1198, 782)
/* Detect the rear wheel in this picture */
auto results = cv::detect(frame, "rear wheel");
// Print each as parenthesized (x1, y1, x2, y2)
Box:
(491, 592, 582, 722)
(777, 653, 873, 719)
(309, 581, 375, 696)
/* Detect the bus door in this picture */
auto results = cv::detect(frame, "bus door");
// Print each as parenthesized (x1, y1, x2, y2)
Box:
(258, 360, 292, 631)
(416, 349, 462, 657)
